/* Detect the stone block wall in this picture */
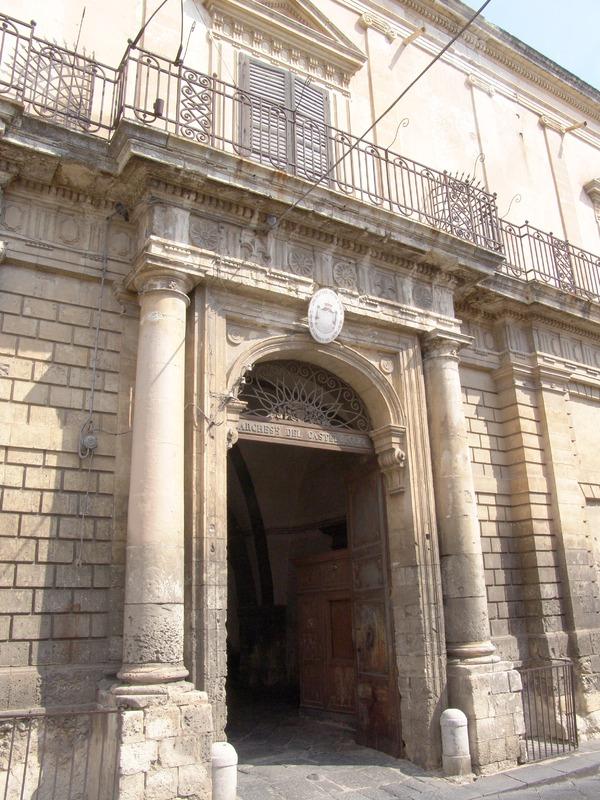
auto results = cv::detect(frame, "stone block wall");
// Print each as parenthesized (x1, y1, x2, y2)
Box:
(99, 681, 213, 800)
(448, 660, 526, 773)
(460, 365, 564, 663)
(0, 263, 130, 707)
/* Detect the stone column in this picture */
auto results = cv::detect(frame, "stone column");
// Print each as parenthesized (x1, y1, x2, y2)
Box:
(99, 268, 214, 800)
(118, 272, 192, 684)
(422, 331, 495, 662)
(422, 330, 524, 772)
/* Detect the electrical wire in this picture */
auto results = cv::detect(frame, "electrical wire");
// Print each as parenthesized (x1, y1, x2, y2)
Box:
(128, 0, 172, 51)
(76, 204, 129, 566)
(272, 0, 494, 229)
(174, 0, 185, 64)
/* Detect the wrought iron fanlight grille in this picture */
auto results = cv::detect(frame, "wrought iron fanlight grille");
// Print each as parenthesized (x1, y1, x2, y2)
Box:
(239, 360, 371, 432)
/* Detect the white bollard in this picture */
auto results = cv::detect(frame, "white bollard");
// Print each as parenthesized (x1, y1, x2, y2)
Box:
(211, 741, 238, 800)
(440, 708, 472, 776)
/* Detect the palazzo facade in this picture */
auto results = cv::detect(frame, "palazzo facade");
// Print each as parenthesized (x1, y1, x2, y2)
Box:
(0, 0, 600, 797)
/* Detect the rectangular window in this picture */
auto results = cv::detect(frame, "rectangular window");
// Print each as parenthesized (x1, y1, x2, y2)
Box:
(239, 56, 330, 181)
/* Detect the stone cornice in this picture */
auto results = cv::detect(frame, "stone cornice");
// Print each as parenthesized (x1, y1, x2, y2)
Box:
(344, 0, 600, 125)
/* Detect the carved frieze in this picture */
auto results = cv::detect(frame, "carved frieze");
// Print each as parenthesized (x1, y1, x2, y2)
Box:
(461, 321, 497, 354)
(0, 192, 134, 263)
(287, 245, 314, 278)
(190, 217, 221, 251)
(240, 227, 271, 266)
(332, 259, 358, 291)
(371, 269, 397, 301)
(412, 281, 433, 310)
(3, 201, 27, 232)
(56, 213, 83, 245)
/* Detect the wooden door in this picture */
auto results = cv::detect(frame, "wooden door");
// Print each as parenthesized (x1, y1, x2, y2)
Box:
(347, 463, 402, 757)
(296, 550, 356, 717)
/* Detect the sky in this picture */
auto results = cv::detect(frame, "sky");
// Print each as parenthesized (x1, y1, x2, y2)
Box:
(468, 0, 600, 91)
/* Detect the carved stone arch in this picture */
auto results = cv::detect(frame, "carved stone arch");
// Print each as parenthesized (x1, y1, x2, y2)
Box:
(227, 334, 406, 430)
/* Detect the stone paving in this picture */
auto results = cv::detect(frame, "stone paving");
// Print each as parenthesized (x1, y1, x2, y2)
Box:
(227, 701, 600, 800)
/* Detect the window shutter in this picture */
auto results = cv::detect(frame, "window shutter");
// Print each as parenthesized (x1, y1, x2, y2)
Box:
(246, 58, 290, 170)
(292, 76, 329, 181)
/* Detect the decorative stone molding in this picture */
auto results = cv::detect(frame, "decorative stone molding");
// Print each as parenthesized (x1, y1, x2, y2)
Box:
(358, 12, 397, 42)
(207, 0, 365, 89)
(379, 356, 394, 375)
(532, 362, 572, 393)
(287, 245, 314, 278)
(539, 114, 567, 134)
(333, 259, 358, 291)
(137, 273, 193, 306)
(466, 73, 495, 96)
(371, 424, 407, 495)
(585, 178, 600, 226)
(421, 330, 473, 362)
(111, 281, 139, 316)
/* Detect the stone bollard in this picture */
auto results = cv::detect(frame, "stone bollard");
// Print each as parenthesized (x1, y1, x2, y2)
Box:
(440, 708, 472, 776)
(211, 741, 238, 800)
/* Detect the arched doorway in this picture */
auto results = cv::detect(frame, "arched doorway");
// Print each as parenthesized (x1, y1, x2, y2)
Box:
(226, 359, 402, 757)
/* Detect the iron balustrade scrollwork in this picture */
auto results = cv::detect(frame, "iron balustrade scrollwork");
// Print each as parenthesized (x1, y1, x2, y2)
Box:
(0, 13, 118, 133)
(239, 360, 371, 432)
(499, 220, 600, 300)
(1, 11, 599, 302)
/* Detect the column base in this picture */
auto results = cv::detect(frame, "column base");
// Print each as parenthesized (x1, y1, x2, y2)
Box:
(98, 679, 213, 800)
(447, 660, 525, 774)
(117, 662, 189, 684)
(447, 640, 498, 663)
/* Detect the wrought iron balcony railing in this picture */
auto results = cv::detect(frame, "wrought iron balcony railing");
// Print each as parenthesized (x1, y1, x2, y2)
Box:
(1, 12, 599, 304)
(499, 220, 600, 300)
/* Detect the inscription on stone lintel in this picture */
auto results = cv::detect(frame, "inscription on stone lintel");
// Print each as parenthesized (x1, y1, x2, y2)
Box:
(237, 418, 372, 452)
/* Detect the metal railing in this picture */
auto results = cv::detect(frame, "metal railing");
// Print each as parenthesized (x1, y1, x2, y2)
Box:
(0, 15, 118, 133)
(500, 220, 600, 300)
(518, 661, 578, 763)
(116, 47, 502, 251)
(0, 12, 501, 252)
(1, 12, 600, 303)
(0, 707, 119, 800)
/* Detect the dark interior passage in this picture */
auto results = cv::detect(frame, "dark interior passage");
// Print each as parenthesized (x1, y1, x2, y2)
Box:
(226, 439, 357, 717)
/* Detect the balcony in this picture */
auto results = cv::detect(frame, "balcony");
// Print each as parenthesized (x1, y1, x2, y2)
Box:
(1, 12, 599, 304)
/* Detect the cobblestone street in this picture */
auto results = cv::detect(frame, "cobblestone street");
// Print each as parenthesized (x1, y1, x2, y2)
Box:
(228, 702, 600, 800)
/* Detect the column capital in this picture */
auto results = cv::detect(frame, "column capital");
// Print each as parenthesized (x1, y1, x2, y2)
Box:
(422, 329, 473, 362)
(134, 270, 194, 306)
(371, 424, 407, 495)
(126, 244, 198, 301)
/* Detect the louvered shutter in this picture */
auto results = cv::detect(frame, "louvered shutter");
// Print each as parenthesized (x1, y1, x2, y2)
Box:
(292, 77, 329, 181)
(245, 58, 290, 170)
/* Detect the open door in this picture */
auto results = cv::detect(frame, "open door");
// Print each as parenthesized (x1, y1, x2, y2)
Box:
(347, 461, 402, 757)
